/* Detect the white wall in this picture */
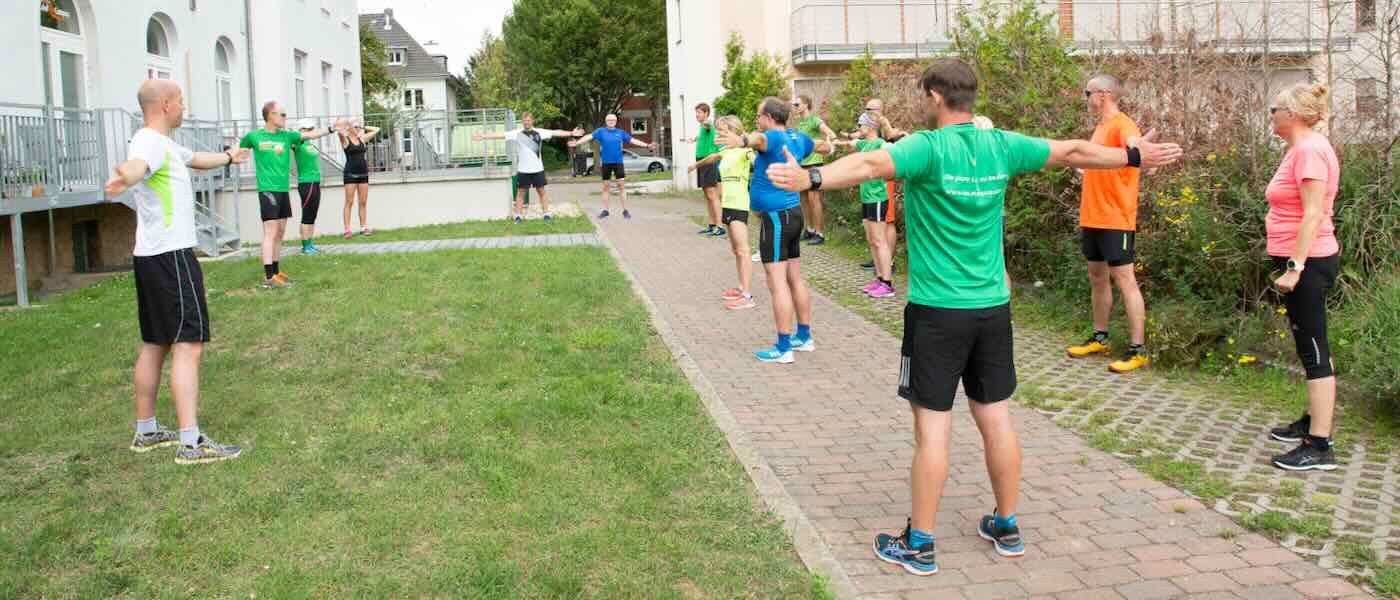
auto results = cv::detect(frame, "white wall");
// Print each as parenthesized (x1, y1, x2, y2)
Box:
(0, 0, 361, 122)
(218, 177, 513, 241)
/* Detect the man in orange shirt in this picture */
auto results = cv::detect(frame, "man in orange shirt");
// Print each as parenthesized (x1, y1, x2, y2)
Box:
(1066, 75, 1150, 373)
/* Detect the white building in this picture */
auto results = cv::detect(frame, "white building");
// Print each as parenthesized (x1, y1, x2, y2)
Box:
(3, 0, 364, 123)
(359, 8, 457, 160)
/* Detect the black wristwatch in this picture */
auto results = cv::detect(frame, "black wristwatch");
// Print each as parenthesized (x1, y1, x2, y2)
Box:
(1125, 146, 1142, 168)
(807, 167, 823, 191)
(1286, 259, 1305, 273)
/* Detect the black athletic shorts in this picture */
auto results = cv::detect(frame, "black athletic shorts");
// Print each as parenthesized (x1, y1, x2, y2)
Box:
(517, 171, 548, 189)
(343, 172, 369, 184)
(721, 208, 749, 225)
(758, 207, 803, 264)
(899, 302, 1016, 411)
(259, 191, 292, 221)
(1081, 228, 1136, 266)
(1271, 255, 1340, 380)
(133, 247, 210, 345)
(298, 182, 321, 225)
(862, 200, 894, 223)
(600, 163, 626, 181)
(697, 161, 721, 188)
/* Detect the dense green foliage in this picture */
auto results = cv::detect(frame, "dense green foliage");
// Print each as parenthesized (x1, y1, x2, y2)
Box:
(712, 33, 790, 126)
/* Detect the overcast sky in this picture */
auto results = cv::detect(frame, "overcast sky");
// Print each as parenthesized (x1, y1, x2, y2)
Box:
(358, 0, 516, 76)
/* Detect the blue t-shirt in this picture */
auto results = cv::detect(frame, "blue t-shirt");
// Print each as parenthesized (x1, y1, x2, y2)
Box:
(592, 127, 632, 164)
(750, 128, 814, 213)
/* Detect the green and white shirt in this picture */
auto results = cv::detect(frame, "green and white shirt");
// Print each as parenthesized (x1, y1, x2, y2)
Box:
(127, 128, 196, 257)
(888, 123, 1050, 309)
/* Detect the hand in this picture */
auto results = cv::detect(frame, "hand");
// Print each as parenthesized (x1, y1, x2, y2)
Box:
(687, 164, 697, 173)
(765, 147, 810, 192)
(230, 148, 251, 164)
(716, 130, 744, 148)
(1274, 269, 1302, 293)
(571, 127, 585, 137)
(1131, 129, 1184, 168)
(649, 142, 658, 151)
(973, 115, 994, 130)
(472, 132, 483, 141)
(104, 166, 131, 198)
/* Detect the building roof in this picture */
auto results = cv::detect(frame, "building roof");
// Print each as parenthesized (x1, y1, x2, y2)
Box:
(359, 9, 451, 80)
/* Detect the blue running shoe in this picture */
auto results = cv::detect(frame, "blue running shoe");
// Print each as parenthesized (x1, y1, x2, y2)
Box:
(978, 513, 1026, 557)
(873, 522, 938, 576)
(513, 215, 523, 225)
(790, 336, 816, 352)
(754, 346, 794, 364)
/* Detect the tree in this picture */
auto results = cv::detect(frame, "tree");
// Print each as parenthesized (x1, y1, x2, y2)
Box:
(464, 31, 562, 121)
(826, 47, 879, 134)
(359, 21, 397, 112)
(501, 0, 667, 128)
(712, 33, 790, 126)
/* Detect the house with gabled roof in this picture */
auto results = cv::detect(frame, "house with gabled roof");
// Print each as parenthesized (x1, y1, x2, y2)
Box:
(359, 8, 457, 160)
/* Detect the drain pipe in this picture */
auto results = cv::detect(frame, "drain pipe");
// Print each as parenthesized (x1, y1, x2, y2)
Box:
(238, 0, 257, 238)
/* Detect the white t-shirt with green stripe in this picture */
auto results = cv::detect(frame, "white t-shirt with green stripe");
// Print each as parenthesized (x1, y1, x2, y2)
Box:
(127, 128, 196, 257)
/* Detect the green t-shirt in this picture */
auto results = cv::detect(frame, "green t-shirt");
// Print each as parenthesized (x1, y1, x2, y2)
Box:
(888, 123, 1051, 309)
(695, 122, 720, 159)
(239, 129, 303, 192)
(855, 138, 888, 204)
(795, 114, 826, 166)
(293, 141, 322, 183)
(717, 147, 756, 211)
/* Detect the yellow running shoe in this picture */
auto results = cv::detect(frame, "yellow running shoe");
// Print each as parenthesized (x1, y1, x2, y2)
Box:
(1067, 335, 1110, 358)
(1109, 349, 1150, 373)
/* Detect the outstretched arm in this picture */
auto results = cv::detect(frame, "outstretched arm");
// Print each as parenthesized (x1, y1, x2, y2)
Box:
(628, 137, 655, 150)
(765, 146, 893, 192)
(716, 130, 767, 153)
(1045, 129, 1182, 170)
(188, 148, 250, 170)
(545, 128, 585, 138)
(568, 133, 595, 148)
(473, 131, 508, 141)
(300, 122, 347, 141)
(687, 152, 724, 172)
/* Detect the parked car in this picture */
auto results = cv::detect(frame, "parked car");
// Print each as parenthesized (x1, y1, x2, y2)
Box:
(583, 150, 671, 175)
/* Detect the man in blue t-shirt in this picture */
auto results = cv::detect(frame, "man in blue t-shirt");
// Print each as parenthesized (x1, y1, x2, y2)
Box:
(569, 113, 656, 219)
(716, 97, 818, 365)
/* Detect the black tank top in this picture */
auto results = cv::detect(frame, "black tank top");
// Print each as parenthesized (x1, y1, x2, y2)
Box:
(343, 137, 368, 175)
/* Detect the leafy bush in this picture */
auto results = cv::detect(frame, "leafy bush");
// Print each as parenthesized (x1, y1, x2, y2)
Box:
(713, 33, 789, 126)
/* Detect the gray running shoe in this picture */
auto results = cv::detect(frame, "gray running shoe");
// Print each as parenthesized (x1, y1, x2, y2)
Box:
(175, 436, 243, 465)
(130, 429, 179, 453)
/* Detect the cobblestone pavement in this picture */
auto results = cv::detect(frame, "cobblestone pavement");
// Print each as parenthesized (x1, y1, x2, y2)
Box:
(282, 233, 602, 256)
(563, 185, 1380, 600)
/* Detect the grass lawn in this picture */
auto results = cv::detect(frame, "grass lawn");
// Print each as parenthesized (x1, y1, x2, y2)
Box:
(0, 248, 827, 599)
(285, 215, 595, 246)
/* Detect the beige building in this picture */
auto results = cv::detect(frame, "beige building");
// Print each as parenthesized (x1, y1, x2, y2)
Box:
(667, 0, 1391, 188)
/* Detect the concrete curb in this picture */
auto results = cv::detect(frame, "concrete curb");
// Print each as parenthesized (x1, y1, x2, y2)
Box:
(590, 217, 860, 600)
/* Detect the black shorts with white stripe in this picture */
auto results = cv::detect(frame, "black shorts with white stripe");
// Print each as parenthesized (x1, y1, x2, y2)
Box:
(898, 302, 1015, 411)
(133, 247, 211, 344)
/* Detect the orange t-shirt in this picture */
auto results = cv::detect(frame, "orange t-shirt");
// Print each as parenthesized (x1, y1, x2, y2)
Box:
(1079, 112, 1142, 231)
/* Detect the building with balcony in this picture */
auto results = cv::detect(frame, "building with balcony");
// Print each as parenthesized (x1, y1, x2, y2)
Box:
(666, 0, 1389, 189)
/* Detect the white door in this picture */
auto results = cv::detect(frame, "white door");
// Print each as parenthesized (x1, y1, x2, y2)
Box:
(41, 29, 90, 187)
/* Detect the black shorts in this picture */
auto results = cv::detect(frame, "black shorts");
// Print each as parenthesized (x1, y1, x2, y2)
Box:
(259, 191, 292, 221)
(1081, 228, 1135, 266)
(899, 302, 1016, 410)
(298, 182, 321, 225)
(862, 200, 894, 223)
(517, 171, 548, 189)
(600, 163, 626, 181)
(758, 207, 803, 264)
(1271, 255, 1340, 380)
(133, 248, 210, 345)
(697, 161, 721, 188)
(721, 208, 749, 225)
(343, 173, 369, 184)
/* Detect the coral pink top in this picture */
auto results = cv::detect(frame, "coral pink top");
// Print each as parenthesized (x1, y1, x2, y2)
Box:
(1265, 132, 1340, 257)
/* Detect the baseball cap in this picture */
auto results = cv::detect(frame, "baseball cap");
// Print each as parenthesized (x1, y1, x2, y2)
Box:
(297, 118, 318, 130)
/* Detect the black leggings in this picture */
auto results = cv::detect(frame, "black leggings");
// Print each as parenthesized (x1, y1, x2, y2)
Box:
(1271, 255, 1339, 380)
(298, 182, 321, 225)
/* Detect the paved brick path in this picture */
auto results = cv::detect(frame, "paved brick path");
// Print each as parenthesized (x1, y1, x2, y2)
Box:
(281, 233, 602, 256)
(580, 191, 1374, 600)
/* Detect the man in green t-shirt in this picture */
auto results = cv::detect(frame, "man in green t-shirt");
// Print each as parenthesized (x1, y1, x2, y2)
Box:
(240, 101, 343, 288)
(683, 103, 725, 237)
(766, 57, 1183, 576)
(791, 96, 835, 245)
(293, 119, 325, 256)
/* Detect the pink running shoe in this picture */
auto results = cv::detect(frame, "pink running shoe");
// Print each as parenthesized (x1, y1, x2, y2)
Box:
(721, 288, 744, 301)
(725, 295, 757, 310)
(861, 280, 883, 295)
(870, 282, 897, 299)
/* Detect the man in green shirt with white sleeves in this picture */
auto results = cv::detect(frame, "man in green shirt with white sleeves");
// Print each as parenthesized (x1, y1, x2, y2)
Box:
(765, 57, 1184, 577)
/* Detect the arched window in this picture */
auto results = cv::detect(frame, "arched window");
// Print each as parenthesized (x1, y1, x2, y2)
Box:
(214, 38, 231, 73)
(146, 18, 169, 57)
(40, 0, 81, 35)
(215, 37, 235, 121)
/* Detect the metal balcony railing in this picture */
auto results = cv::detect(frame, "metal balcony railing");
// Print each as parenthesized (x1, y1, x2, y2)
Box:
(790, 0, 1354, 64)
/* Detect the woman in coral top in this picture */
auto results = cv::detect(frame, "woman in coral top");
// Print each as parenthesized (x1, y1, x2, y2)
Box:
(1262, 83, 1342, 473)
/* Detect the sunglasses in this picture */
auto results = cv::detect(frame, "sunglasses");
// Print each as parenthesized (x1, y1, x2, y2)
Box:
(273, 112, 288, 117)
(864, 106, 879, 111)
(1085, 90, 1105, 97)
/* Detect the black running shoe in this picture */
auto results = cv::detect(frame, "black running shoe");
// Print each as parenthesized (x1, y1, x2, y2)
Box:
(806, 233, 826, 245)
(1272, 439, 1337, 471)
(598, 209, 610, 219)
(800, 229, 814, 241)
(978, 513, 1026, 557)
(1270, 413, 1310, 443)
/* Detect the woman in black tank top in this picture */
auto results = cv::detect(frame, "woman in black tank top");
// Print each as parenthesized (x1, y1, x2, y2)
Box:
(338, 120, 380, 238)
